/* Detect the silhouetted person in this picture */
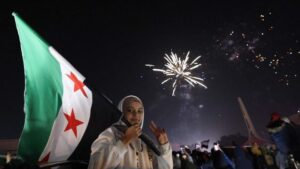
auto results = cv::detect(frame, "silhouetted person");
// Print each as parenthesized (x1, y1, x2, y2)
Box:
(173, 152, 181, 169)
(211, 143, 233, 169)
(180, 153, 197, 169)
(191, 146, 204, 168)
(234, 144, 254, 169)
(266, 112, 300, 169)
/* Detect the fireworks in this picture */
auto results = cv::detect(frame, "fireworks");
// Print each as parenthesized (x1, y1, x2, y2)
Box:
(214, 10, 300, 86)
(146, 52, 207, 96)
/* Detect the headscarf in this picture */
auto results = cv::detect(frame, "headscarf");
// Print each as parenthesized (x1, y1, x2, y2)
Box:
(116, 95, 144, 129)
(115, 95, 145, 152)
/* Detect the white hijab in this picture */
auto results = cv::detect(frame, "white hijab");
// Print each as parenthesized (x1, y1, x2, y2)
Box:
(113, 95, 145, 152)
(116, 95, 144, 129)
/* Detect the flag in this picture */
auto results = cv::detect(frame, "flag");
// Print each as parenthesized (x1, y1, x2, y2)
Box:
(13, 12, 121, 164)
(201, 139, 209, 149)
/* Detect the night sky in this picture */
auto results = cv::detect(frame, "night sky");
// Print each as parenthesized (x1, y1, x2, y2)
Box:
(1, 1, 300, 148)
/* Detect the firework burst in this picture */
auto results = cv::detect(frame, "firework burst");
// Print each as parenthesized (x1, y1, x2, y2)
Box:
(146, 52, 207, 96)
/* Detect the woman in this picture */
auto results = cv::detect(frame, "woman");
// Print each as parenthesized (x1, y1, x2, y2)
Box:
(88, 95, 173, 169)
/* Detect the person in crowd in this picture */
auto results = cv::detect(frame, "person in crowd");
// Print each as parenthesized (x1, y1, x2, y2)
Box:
(180, 152, 197, 169)
(234, 144, 254, 169)
(172, 151, 181, 169)
(251, 142, 267, 169)
(266, 112, 300, 169)
(191, 144, 204, 168)
(261, 145, 278, 169)
(201, 151, 214, 169)
(211, 142, 233, 169)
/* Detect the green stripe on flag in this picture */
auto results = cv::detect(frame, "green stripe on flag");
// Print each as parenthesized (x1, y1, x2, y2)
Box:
(13, 13, 63, 163)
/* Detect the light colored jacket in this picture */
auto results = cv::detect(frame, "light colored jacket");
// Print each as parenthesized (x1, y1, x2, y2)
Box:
(88, 95, 173, 169)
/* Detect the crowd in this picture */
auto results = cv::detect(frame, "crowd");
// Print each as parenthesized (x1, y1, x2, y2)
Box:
(172, 112, 300, 169)
(172, 142, 299, 169)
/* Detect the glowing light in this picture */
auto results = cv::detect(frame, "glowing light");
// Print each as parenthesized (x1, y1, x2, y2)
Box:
(241, 33, 246, 39)
(260, 14, 265, 21)
(146, 52, 207, 96)
(145, 64, 155, 67)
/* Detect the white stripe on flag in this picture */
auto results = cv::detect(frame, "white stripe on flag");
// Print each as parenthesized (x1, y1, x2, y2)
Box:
(38, 48, 92, 162)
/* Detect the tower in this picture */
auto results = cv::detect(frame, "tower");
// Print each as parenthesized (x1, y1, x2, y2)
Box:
(237, 97, 269, 146)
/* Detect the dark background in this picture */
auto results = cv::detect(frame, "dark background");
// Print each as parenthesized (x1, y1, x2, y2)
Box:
(1, 0, 299, 148)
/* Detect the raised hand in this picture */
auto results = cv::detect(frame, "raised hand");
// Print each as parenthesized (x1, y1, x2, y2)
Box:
(121, 124, 142, 145)
(149, 121, 169, 145)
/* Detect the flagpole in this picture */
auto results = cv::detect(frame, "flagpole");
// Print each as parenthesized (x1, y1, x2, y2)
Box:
(85, 81, 162, 156)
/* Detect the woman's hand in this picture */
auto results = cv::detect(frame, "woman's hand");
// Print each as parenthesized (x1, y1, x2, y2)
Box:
(121, 124, 142, 145)
(149, 121, 169, 145)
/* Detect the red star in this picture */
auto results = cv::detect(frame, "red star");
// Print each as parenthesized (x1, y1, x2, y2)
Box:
(39, 152, 50, 164)
(64, 109, 84, 137)
(67, 72, 88, 98)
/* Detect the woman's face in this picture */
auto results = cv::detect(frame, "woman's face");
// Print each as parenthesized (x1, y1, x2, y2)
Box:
(123, 100, 144, 126)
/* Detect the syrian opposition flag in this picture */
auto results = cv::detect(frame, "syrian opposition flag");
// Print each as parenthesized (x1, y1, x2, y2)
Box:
(13, 13, 120, 164)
